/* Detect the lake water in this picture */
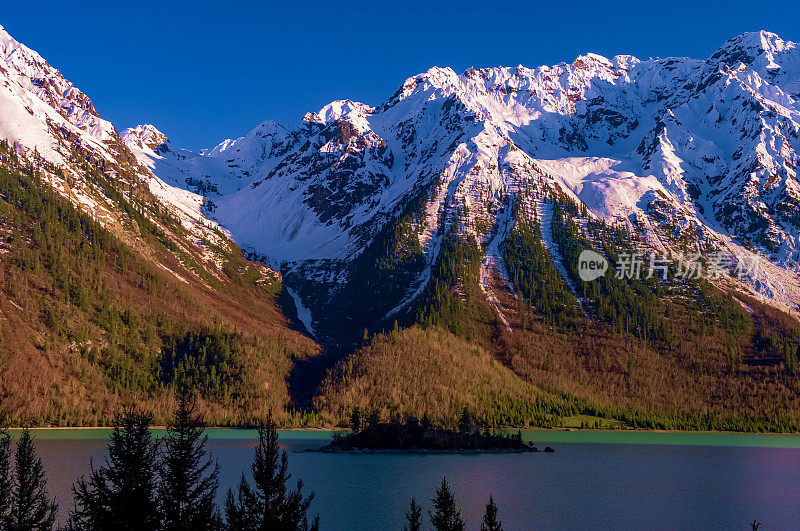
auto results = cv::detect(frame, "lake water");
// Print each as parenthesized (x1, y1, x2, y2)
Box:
(15, 429, 800, 529)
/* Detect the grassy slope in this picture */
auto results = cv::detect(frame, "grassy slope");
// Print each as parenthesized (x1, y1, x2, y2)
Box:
(316, 291, 800, 432)
(314, 326, 580, 428)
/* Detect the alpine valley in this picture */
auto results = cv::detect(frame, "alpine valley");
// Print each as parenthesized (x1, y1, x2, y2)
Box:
(2, 23, 800, 431)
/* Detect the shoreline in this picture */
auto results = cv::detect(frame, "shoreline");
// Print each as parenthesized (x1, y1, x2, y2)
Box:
(6, 426, 800, 436)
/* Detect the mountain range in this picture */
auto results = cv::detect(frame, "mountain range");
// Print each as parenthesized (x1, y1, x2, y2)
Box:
(127, 30, 800, 331)
(1, 23, 800, 430)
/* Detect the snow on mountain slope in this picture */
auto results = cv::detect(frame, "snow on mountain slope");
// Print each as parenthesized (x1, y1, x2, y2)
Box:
(122, 120, 298, 198)
(115, 30, 800, 324)
(0, 24, 236, 277)
(1, 22, 793, 325)
(0, 23, 117, 165)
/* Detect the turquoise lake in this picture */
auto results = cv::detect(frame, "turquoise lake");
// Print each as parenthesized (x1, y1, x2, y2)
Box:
(16, 429, 800, 529)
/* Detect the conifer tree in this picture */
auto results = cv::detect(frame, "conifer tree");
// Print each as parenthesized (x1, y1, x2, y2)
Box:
(159, 389, 221, 530)
(429, 477, 463, 531)
(6, 429, 57, 530)
(367, 410, 381, 428)
(350, 407, 362, 433)
(404, 497, 423, 531)
(69, 407, 159, 530)
(480, 495, 502, 531)
(458, 407, 473, 434)
(224, 410, 318, 530)
(0, 422, 11, 524)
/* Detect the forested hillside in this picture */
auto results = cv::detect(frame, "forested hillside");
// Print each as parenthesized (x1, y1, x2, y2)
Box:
(0, 141, 319, 426)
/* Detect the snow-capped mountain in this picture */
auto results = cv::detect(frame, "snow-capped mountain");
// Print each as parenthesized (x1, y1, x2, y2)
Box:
(3, 19, 800, 335)
(119, 30, 800, 331)
(0, 23, 233, 271)
(0, 23, 122, 170)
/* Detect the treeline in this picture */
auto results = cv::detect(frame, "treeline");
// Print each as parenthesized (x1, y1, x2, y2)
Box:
(316, 190, 429, 342)
(314, 325, 581, 429)
(548, 194, 755, 347)
(160, 329, 245, 400)
(0, 394, 319, 530)
(328, 407, 533, 451)
(549, 197, 668, 340)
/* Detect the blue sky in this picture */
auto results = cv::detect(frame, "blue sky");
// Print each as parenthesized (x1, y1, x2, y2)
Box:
(3, 0, 798, 150)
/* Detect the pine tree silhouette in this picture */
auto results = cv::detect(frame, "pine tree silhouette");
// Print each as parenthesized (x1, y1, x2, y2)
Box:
(224, 410, 318, 530)
(6, 429, 57, 530)
(429, 477, 463, 531)
(404, 497, 423, 531)
(69, 407, 159, 530)
(350, 407, 362, 432)
(159, 389, 221, 530)
(480, 495, 502, 531)
(0, 422, 11, 524)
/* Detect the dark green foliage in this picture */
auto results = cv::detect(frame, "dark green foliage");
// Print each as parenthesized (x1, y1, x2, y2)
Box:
(502, 202, 580, 327)
(478, 391, 584, 429)
(458, 407, 473, 434)
(0, 424, 10, 524)
(551, 199, 669, 340)
(69, 408, 160, 530)
(325, 416, 534, 451)
(415, 234, 493, 339)
(350, 407, 362, 432)
(405, 497, 423, 531)
(694, 281, 753, 336)
(159, 390, 221, 530)
(786, 345, 798, 376)
(0, 142, 284, 417)
(480, 495, 502, 531)
(549, 195, 756, 346)
(0, 146, 173, 395)
(5, 430, 57, 531)
(753, 325, 800, 376)
(314, 192, 428, 341)
(429, 477, 463, 531)
(160, 329, 244, 399)
(224, 411, 318, 530)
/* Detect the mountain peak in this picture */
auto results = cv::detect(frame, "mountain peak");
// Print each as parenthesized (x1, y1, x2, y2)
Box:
(121, 124, 169, 151)
(303, 99, 373, 125)
(710, 30, 795, 69)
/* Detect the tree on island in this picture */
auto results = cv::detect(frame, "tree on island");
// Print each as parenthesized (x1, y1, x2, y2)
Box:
(480, 495, 502, 531)
(458, 408, 473, 435)
(350, 407, 362, 433)
(367, 410, 381, 429)
(224, 410, 318, 530)
(159, 389, 221, 530)
(404, 497, 423, 531)
(69, 407, 160, 530)
(5, 429, 57, 530)
(429, 477, 464, 531)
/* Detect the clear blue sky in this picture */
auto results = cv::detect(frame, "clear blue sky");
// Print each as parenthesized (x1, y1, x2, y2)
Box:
(3, 0, 798, 150)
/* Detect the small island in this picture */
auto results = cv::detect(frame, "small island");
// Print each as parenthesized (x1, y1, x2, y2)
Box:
(318, 408, 554, 453)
